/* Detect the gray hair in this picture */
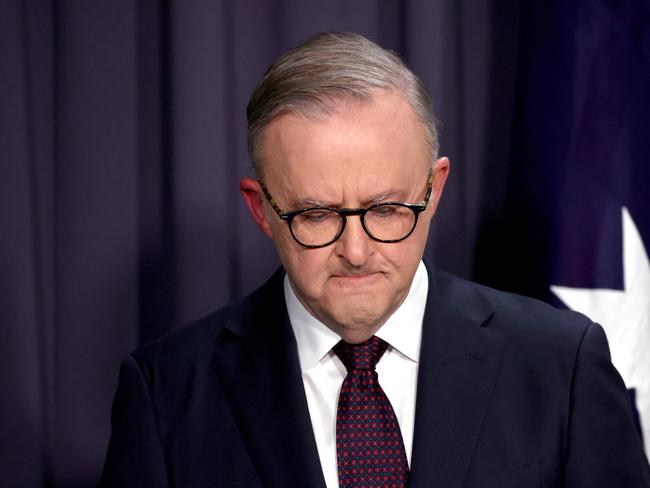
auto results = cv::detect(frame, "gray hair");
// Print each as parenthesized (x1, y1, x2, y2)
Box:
(246, 32, 438, 176)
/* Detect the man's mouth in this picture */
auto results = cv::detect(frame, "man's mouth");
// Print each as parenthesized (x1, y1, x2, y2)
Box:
(331, 271, 383, 283)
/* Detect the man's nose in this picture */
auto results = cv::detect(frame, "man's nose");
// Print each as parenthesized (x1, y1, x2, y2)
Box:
(335, 216, 373, 266)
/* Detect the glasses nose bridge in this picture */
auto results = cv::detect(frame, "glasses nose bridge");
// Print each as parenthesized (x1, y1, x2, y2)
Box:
(338, 207, 371, 239)
(339, 207, 366, 217)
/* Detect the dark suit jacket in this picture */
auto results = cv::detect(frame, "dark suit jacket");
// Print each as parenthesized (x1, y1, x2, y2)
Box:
(102, 265, 650, 487)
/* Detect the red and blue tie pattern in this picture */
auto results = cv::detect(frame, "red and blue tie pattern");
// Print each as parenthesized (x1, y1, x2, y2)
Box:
(333, 336, 409, 487)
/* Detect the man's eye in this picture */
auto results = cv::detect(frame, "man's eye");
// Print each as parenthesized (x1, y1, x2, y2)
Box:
(302, 210, 334, 222)
(372, 206, 398, 217)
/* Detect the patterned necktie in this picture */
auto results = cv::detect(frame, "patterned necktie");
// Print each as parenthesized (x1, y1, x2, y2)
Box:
(333, 336, 409, 487)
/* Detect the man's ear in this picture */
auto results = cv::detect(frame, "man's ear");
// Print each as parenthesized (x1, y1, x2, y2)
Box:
(429, 156, 450, 214)
(240, 178, 274, 239)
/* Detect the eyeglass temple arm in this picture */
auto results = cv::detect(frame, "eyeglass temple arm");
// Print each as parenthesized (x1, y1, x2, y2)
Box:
(258, 180, 289, 218)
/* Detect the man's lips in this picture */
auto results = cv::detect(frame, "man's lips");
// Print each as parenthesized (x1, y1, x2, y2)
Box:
(330, 271, 383, 282)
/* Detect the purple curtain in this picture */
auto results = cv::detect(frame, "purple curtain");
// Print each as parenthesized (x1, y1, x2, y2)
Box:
(1, 0, 519, 485)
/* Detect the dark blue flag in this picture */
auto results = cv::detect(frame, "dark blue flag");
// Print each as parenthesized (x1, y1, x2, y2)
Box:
(493, 0, 650, 450)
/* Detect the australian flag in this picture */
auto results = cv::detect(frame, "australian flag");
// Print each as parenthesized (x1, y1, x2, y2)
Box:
(478, 1, 650, 453)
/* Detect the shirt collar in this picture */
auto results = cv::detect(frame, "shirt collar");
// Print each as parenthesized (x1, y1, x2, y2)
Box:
(285, 261, 428, 372)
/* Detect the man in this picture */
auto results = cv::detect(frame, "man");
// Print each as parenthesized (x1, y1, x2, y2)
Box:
(102, 32, 650, 487)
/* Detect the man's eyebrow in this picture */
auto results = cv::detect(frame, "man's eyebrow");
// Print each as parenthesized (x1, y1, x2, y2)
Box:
(293, 197, 334, 208)
(366, 190, 402, 204)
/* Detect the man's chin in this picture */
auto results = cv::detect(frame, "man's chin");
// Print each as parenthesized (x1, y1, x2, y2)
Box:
(319, 303, 391, 341)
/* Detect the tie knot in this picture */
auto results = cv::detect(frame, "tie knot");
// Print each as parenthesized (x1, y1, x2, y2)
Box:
(333, 336, 388, 372)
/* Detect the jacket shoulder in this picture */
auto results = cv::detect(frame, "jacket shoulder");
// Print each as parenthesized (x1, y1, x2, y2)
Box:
(128, 268, 285, 379)
(130, 305, 233, 377)
(434, 269, 595, 350)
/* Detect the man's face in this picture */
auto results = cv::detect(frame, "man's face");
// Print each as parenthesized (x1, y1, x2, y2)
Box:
(242, 90, 449, 343)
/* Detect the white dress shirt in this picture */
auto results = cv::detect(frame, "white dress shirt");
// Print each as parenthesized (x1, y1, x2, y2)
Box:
(285, 261, 428, 488)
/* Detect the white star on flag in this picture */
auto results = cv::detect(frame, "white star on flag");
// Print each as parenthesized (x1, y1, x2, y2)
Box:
(551, 206, 650, 450)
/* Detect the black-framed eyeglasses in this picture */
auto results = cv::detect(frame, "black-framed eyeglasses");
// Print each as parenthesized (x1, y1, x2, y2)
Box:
(259, 168, 433, 248)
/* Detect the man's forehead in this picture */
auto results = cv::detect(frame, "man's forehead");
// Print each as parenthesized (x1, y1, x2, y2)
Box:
(257, 92, 430, 179)
(269, 160, 430, 211)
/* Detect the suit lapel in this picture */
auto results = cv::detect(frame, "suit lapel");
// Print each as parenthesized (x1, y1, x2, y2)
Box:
(212, 270, 326, 488)
(409, 268, 505, 488)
